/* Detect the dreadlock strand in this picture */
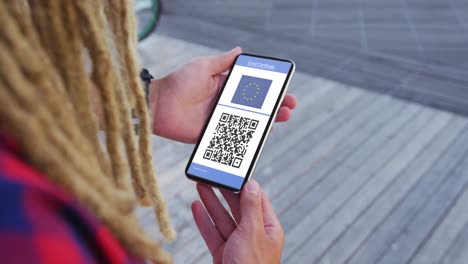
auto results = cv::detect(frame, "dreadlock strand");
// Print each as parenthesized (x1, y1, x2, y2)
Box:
(73, 0, 130, 190)
(28, 1, 109, 174)
(53, 0, 113, 178)
(101, 0, 152, 206)
(105, 0, 152, 206)
(116, 81, 152, 205)
(6, 1, 31, 37)
(94, 0, 151, 204)
(62, 2, 113, 178)
(120, 0, 176, 239)
(100, 0, 133, 109)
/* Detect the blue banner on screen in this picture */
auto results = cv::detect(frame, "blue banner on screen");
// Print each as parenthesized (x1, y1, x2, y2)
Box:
(235, 55, 292, 74)
(231, 75, 272, 109)
(188, 163, 245, 189)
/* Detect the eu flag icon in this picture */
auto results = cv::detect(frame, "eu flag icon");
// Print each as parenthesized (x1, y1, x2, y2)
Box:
(231, 75, 272, 109)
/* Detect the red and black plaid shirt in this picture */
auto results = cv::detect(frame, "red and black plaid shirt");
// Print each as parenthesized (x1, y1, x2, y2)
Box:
(0, 135, 144, 264)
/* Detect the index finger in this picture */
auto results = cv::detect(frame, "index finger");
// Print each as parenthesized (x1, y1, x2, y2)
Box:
(281, 94, 297, 109)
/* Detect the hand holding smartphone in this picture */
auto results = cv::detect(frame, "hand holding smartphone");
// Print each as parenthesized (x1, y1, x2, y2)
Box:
(186, 53, 295, 192)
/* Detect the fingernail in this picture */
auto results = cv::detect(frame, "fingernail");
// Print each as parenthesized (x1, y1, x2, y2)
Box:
(246, 180, 259, 194)
(228, 47, 240, 53)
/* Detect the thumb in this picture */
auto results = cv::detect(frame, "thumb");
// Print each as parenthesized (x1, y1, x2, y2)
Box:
(207, 47, 242, 74)
(239, 180, 264, 231)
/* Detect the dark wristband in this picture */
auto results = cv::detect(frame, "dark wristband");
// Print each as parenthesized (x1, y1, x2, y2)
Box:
(140, 68, 154, 107)
(133, 68, 154, 134)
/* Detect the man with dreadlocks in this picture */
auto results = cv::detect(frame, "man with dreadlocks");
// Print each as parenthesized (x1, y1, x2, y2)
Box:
(0, 1, 297, 263)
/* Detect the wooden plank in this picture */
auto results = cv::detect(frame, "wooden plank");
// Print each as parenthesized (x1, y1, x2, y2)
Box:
(377, 150, 468, 263)
(320, 117, 467, 264)
(410, 152, 468, 263)
(346, 123, 468, 264)
(440, 221, 468, 264)
(284, 109, 451, 263)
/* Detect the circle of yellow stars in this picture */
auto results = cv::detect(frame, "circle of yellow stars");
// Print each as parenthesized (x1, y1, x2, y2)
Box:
(242, 82, 260, 101)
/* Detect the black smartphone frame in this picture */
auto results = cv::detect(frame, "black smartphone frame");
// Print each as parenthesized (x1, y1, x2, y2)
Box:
(185, 53, 295, 192)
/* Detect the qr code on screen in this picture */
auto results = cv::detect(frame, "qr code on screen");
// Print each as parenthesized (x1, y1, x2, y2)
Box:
(203, 113, 259, 168)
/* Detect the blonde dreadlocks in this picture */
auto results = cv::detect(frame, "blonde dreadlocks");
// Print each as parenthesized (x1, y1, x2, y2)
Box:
(0, 1, 175, 262)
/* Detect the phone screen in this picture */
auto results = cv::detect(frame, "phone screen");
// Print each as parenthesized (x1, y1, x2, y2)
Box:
(186, 54, 295, 191)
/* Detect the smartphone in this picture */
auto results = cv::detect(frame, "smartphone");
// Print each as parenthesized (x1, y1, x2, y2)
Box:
(185, 53, 295, 192)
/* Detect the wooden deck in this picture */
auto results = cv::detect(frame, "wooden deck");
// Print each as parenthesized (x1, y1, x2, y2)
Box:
(136, 35, 468, 264)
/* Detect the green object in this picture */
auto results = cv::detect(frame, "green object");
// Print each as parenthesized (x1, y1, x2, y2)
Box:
(135, 0, 160, 41)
